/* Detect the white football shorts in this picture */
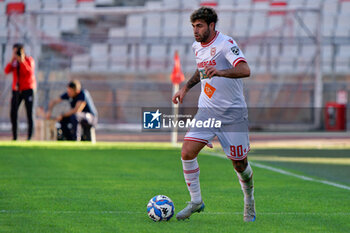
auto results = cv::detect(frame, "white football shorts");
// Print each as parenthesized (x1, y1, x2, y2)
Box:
(184, 119, 250, 161)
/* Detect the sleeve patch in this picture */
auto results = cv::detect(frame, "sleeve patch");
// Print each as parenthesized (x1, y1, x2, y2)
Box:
(231, 46, 240, 55)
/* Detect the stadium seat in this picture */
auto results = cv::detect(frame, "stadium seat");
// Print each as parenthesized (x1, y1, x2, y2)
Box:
(25, 0, 41, 11)
(149, 44, 167, 71)
(72, 54, 90, 71)
(40, 15, 60, 37)
(183, 0, 199, 8)
(232, 12, 250, 37)
(90, 43, 109, 71)
(0, 1, 5, 14)
(323, 0, 338, 14)
(305, 0, 323, 7)
(0, 15, 6, 27)
(61, 0, 76, 9)
(335, 14, 350, 37)
(322, 14, 336, 37)
(335, 45, 350, 73)
(163, 12, 179, 37)
(162, 0, 181, 8)
(110, 45, 128, 71)
(5, 1, 25, 14)
(145, 12, 162, 38)
(252, 0, 269, 8)
(339, 0, 350, 13)
(77, 0, 94, 9)
(180, 12, 193, 37)
(60, 15, 78, 31)
(236, 0, 251, 7)
(42, 0, 59, 10)
(249, 12, 267, 37)
(95, 0, 114, 5)
(218, 0, 234, 6)
(216, 12, 233, 35)
(126, 14, 144, 38)
(108, 27, 125, 38)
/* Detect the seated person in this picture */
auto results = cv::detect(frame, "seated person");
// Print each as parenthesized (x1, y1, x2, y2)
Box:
(46, 80, 98, 141)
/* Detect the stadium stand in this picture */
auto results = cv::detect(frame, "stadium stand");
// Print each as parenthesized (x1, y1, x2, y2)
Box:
(0, 0, 349, 135)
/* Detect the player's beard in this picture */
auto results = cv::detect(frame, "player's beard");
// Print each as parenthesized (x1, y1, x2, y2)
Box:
(194, 28, 210, 43)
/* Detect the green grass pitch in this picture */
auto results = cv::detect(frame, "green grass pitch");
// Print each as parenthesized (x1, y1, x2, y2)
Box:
(0, 141, 349, 232)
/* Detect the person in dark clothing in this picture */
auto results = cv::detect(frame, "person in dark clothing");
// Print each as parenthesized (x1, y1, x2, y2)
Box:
(46, 80, 98, 141)
(4, 43, 37, 140)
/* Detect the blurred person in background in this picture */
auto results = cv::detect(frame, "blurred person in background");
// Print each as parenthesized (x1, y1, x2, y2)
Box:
(4, 43, 36, 141)
(46, 80, 98, 141)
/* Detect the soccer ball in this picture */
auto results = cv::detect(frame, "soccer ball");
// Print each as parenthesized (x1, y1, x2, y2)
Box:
(147, 195, 175, 221)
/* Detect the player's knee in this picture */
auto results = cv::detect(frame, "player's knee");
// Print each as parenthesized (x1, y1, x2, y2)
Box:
(232, 159, 247, 173)
(181, 147, 197, 160)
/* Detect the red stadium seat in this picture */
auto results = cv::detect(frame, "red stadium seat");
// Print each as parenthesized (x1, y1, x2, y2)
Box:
(6, 2, 25, 14)
(269, 1, 287, 16)
(200, 1, 218, 7)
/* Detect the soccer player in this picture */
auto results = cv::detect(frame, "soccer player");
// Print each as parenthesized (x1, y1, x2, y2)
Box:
(46, 80, 98, 141)
(172, 7, 255, 222)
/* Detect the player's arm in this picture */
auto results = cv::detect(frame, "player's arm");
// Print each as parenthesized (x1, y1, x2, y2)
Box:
(172, 70, 200, 104)
(46, 97, 63, 119)
(205, 61, 250, 79)
(60, 100, 86, 119)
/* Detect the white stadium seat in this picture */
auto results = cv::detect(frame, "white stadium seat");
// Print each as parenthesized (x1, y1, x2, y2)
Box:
(216, 12, 233, 35)
(77, 0, 94, 9)
(0, 15, 6, 27)
(42, 0, 59, 10)
(0, 1, 5, 14)
(110, 45, 128, 71)
(108, 27, 125, 38)
(60, 16, 78, 31)
(25, 0, 41, 10)
(145, 13, 162, 38)
(72, 54, 90, 71)
(249, 12, 266, 37)
(61, 0, 76, 9)
(91, 44, 109, 71)
(335, 15, 350, 37)
(162, 0, 181, 8)
(163, 12, 180, 37)
(126, 15, 144, 38)
(149, 45, 167, 71)
(180, 12, 193, 37)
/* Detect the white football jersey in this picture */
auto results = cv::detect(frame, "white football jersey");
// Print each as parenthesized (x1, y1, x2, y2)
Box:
(192, 31, 248, 123)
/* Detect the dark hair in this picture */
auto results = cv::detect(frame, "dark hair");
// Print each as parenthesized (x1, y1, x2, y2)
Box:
(68, 80, 81, 91)
(13, 43, 24, 50)
(190, 7, 218, 27)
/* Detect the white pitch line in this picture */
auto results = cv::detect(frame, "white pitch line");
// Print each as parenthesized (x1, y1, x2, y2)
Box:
(1, 210, 349, 216)
(203, 151, 350, 191)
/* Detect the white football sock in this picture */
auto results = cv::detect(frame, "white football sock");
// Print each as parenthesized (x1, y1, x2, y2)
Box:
(235, 162, 254, 204)
(182, 158, 202, 204)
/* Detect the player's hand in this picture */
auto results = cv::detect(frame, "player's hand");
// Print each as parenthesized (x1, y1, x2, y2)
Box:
(204, 65, 219, 78)
(56, 115, 63, 122)
(172, 86, 189, 104)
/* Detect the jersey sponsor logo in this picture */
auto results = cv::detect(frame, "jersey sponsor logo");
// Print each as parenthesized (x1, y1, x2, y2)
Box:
(199, 70, 209, 80)
(231, 46, 240, 55)
(210, 47, 216, 56)
(197, 60, 216, 68)
(204, 82, 216, 99)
